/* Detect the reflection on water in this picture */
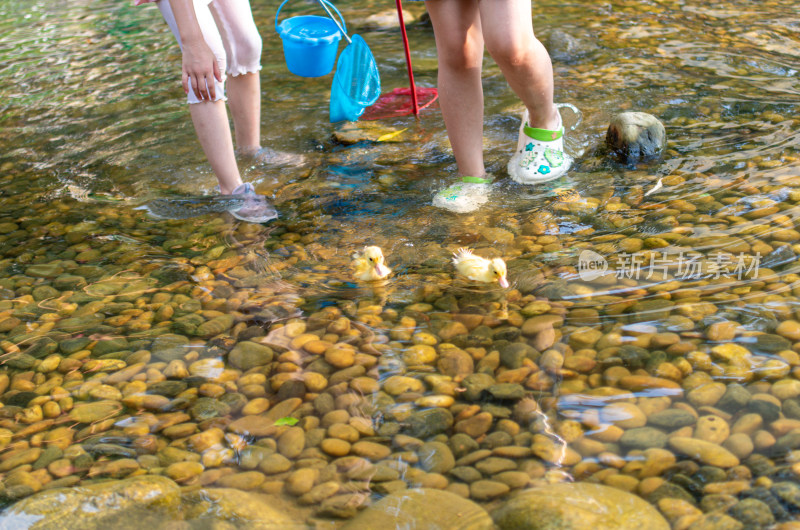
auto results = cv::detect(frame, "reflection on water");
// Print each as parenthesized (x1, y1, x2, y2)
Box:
(1, 0, 800, 527)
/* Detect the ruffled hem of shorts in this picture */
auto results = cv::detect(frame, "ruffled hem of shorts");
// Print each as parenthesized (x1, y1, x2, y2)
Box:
(188, 95, 228, 104)
(227, 65, 263, 77)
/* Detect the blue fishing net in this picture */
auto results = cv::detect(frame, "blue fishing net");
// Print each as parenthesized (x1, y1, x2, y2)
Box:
(330, 34, 381, 122)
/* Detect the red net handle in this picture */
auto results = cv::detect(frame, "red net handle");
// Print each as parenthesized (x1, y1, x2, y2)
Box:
(396, 0, 419, 115)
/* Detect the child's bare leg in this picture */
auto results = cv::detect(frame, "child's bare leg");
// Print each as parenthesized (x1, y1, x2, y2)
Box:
(426, 0, 485, 177)
(480, 0, 559, 130)
(208, 0, 262, 154)
(226, 72, 261, 154)
(189, 100, 243, 194)
(226, 66, 306, 166)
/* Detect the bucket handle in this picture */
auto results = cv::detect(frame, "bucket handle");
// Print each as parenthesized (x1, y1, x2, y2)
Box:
(275, 0, 348, 42)
(315, 0, 351, 44)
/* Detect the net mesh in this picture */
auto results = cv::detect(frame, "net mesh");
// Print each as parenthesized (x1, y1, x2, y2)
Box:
(360, 87, 438, 121)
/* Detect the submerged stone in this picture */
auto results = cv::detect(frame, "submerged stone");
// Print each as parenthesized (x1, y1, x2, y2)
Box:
(228, 341, 274, 370)
(404, 408, 454, 439)
(729, 498, 775, 528)
(461, 373, 496, 402)
(417, 441, 455, 474)
(92, 337, 129, 356)
(0, 476, 180, 530)
(342, 488, 493, 530)
(493, 482, 669, 529)
(619, 427, 668, 449)
(546, 29, 597, 63)
(648, 409, 696, 430)
(68, 401, 123, 424)
(182, 488, 305, 528)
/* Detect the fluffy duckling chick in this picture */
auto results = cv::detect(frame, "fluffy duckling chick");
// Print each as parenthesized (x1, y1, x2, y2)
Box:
(352, 246, 392, 281)
(452, 248, 509, 288)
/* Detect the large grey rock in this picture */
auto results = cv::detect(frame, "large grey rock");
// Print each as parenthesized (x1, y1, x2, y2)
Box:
(606, 112, 666, 162)
(493, 482, 669, 530)
(342, 488, 493, 530)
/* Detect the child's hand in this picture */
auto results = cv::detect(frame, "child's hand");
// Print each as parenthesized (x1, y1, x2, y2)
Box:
(181, 42, 222, 101)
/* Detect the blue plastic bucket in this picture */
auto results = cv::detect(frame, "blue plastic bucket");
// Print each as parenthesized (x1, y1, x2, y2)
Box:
(275, 0, 345, 78)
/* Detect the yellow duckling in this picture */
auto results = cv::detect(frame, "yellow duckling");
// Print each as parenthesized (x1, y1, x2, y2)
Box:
(452, 248, 509, 288)
(351, 246, 392, 281)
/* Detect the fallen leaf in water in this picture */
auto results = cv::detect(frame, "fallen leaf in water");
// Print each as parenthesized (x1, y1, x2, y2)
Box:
(377, 128, 408, 142)
(644, 178, 664, 196)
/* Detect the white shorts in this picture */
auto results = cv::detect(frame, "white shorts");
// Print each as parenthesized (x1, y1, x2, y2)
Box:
(158, 0, 262, 104)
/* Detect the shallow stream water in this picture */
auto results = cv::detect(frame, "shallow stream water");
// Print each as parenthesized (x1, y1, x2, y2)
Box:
(0, 0, 799, 527)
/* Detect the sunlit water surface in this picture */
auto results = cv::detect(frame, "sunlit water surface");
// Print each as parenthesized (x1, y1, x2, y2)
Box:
(0, 0, 799, 527)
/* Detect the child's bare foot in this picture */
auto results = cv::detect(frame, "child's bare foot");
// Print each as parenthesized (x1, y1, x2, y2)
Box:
(225, 182, 278, 224)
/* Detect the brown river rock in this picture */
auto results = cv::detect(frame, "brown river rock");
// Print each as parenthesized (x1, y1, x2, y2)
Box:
(493, 482, 669, 529)
(0, 476, 181, 529)
(342, 488, 493, 530)
(668, 437, 740, 468)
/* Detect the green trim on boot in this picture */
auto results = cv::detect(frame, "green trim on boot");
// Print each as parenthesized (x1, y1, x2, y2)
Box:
(432, 175, 493, 213)
(522, 123, 564, 142)
(461, 175, 493, 184)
